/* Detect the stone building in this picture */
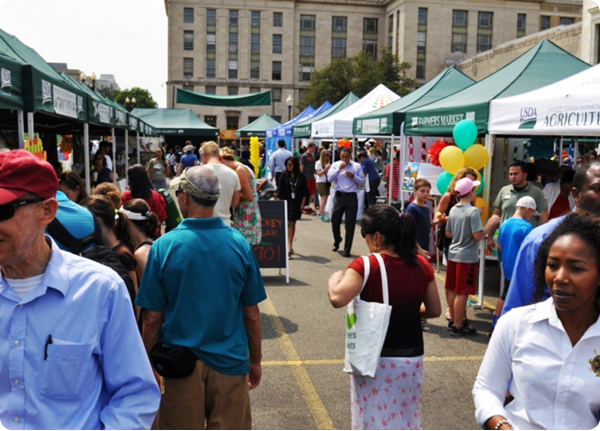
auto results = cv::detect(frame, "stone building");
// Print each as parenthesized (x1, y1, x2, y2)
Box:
(164, 0, 582, 132)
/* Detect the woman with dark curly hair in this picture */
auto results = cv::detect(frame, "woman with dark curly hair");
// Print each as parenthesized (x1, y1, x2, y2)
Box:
(121, 164, 167, 224)
(473, 212, 600, 430)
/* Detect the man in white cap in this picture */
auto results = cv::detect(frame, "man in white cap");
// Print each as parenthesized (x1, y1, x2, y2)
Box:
(445, 178, 500, 336)
(489, 196, 537, 335)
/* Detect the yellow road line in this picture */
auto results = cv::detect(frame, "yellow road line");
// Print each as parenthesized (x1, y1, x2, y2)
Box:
(263, 356, 484, 367)
(262, 297, 334, 430)
(434, 273, 496, 310)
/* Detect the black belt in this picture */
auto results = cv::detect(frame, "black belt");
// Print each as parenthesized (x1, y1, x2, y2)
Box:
(335, 191, 355, 195)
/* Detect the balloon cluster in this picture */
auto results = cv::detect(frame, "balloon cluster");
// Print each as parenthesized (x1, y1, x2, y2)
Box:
(250, 136, 260, 177)
(436, 120, 490, 223)
(338, 139, 352, 150)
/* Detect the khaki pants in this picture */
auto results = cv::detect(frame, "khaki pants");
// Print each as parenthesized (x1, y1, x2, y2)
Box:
(159, 359, 252, 430)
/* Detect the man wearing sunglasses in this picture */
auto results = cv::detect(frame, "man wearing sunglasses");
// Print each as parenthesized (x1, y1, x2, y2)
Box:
(0, 150, 160, 429)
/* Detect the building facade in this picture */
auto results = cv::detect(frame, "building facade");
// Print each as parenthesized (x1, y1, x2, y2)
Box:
(165, 0, 582, 133)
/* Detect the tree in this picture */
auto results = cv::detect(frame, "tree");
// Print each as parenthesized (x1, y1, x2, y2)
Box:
(298, 49, 418, 111)
(97, 86, 120, 102)
(114, 87, 158, 109)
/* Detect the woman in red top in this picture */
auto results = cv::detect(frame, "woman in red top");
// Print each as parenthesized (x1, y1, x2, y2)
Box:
(121, 164, 167, 225)
(329, 206, 441, 430)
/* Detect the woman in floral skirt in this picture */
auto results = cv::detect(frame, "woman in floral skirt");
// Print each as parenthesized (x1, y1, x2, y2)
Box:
(221, 147, 262, 245)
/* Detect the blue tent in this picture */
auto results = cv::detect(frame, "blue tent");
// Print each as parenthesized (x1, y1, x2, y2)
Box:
(265, 102, 332, 178)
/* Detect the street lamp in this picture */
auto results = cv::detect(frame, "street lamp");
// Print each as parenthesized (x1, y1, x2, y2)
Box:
(79, 71, 97, 91)
(286, 94, 293, 121)
(124, 96, 137, 112)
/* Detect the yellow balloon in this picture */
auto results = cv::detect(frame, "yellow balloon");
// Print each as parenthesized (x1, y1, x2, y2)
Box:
(464, 144, 489, 171)
(474, 197, 489, 224)
(439, 146, 465, 175)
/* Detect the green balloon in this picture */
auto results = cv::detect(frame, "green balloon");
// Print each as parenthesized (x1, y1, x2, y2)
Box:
(453, 120, 478, 151)
(477, 176, 485, 196)
(437, 171, 454, 195)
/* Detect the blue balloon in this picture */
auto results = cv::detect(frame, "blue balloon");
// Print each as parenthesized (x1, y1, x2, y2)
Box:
(453, 120, 478, 151)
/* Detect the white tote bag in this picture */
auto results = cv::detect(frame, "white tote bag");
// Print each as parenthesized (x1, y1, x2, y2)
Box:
(344, 253, 392, 378)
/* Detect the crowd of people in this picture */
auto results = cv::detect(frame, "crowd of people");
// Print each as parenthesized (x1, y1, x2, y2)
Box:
(0, 139, 599, 430)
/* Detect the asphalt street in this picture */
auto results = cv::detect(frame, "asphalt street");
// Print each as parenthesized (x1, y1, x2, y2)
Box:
(250, 210, 502, 430)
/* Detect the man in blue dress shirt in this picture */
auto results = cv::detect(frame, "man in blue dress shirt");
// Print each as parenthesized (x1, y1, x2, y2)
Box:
(0, 150, 160, 430)
(327, 147, 366, 257)
(269, 139, 293, 186)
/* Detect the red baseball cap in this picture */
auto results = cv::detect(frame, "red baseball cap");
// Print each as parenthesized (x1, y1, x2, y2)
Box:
(0, 150, 58, 205)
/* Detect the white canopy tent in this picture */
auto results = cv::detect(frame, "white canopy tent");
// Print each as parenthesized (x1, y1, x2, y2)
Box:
(311, 84, 400, 138)
(489, 63, 600, 136)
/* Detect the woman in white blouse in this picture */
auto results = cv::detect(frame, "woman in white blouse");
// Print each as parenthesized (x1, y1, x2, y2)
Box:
(473, 213, 600, 430)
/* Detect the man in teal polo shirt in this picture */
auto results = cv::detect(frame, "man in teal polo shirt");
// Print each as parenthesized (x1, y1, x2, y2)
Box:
(137, 166, 266, 430)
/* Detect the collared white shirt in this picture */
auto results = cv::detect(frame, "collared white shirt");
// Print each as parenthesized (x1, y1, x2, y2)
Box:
(473, 298, 600, 430)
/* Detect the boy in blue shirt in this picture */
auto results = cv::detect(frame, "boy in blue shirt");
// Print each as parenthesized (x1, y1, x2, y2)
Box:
(406, 178, 432, 257)
(491, 196, 537, 334)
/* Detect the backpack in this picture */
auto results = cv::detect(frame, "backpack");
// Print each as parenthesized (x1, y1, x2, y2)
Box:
(46, 217, 137, 306)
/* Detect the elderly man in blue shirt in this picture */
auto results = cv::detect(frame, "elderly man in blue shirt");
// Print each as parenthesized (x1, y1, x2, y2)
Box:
(328, 147, 366, 257)
(0, 150, 160, 430)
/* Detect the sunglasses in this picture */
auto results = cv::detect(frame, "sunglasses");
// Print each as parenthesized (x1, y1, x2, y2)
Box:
(0, 198, 45, 221)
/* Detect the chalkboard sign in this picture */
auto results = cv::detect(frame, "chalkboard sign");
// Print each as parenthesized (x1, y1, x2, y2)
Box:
(253, 200, 288, 271)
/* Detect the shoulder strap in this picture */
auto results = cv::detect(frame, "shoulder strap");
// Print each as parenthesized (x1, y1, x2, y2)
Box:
(373, 253, 390, 305)
(46, 215, 104, 255)
(360, 255, 370, 294)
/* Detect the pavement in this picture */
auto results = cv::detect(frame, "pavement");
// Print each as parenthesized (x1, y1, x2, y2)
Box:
(249, 208, 503, 430)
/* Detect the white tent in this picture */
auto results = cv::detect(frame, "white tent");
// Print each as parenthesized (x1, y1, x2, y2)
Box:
(311, 84, 400, 138)
(489, 63, 600, 136)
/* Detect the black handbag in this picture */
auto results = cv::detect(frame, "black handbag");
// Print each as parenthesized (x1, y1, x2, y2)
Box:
(150, 342, 198, 379)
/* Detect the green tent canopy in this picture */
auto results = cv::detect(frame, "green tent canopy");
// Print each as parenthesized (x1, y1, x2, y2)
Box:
(354, 68, 475, 135)
(177, 88, 271, 107)
(292, 92, 360, 138)
(0, 28, 88, 123)
(132, 108, 219, 137)
(405, 40, 590, 136)
(0, 52, 23, 110)
(235, 113, 280, 137)
(61, 73, 114, 128)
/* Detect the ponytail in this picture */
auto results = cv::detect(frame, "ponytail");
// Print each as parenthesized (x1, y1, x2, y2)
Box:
(114, 210, 135, 253)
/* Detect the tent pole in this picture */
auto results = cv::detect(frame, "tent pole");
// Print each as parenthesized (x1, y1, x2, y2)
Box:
(400, 123, 406, 211)
(84, 122, 91, 194)
(136, 130, 140, 164)
(27, 112, 34, 141)
(112, 128, 117, 183)
(389, 137, 394, 205)
(17, 110, 25, 149)
(559, 137, 564, 165)
(125, 129, 129, 182)
(478, 133, 495, 309)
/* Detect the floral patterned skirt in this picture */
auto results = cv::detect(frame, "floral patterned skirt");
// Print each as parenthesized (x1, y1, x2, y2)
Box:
(233, 199, 262, 245)
(350, 356, 423, 430)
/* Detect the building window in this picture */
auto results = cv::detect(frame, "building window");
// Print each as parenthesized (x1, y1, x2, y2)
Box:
(184, 8, 194, 23)
(206, 59, 215, 78)
(228, 61, 238, 79)
(332, 16, 347, 32)
(205, 115, 217, 126)
(478, 12, 493, 28)
(226, 116, 239, 130)
(273, 12, 282, 27)
(560, 17, 575, 26)
(273, 115, 282, 123)
(396, 10, 400, 55)
(227, 87, 238, 96)
(251, 33, 261, 54)
(184, 30, 194, 50)
(183, 84, 194, 91)
(363, 40, 378, 59)
(477, 34, 492, 53)
(363, 18, 378, 33)
(300, 36, 315, 56)
(300, 15, 315, 30)
(206, 9, 216, 26)
(229, 33, 238, 53)
(205, 86, 216, 95)
(299, 89, 309, 105)
(451, 33, 467, 53)
(273, 88, 282, 102)
(273, 34, 282, 54)
(332, 38, 347, 58)
(251, 61, 260, 79)
(388, 14, 394, 48)
(416, 60, 425, 79)
(251, 11, 261, 27)
(229, 10, 238, 26)
(453, 10, 468, 27)
(517, 14, 526, 30)
(418, 8, 428, 25)
(249, 87, 261, 94)
(417, 32, 427, 52)
(183, 58, 193, 78)
(248, 116, 259, 124)
(541, 15, 551, 31)
(206, 33, 216, 52)
(299, 63, 314, 81)
(272, 61, 282, 80)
